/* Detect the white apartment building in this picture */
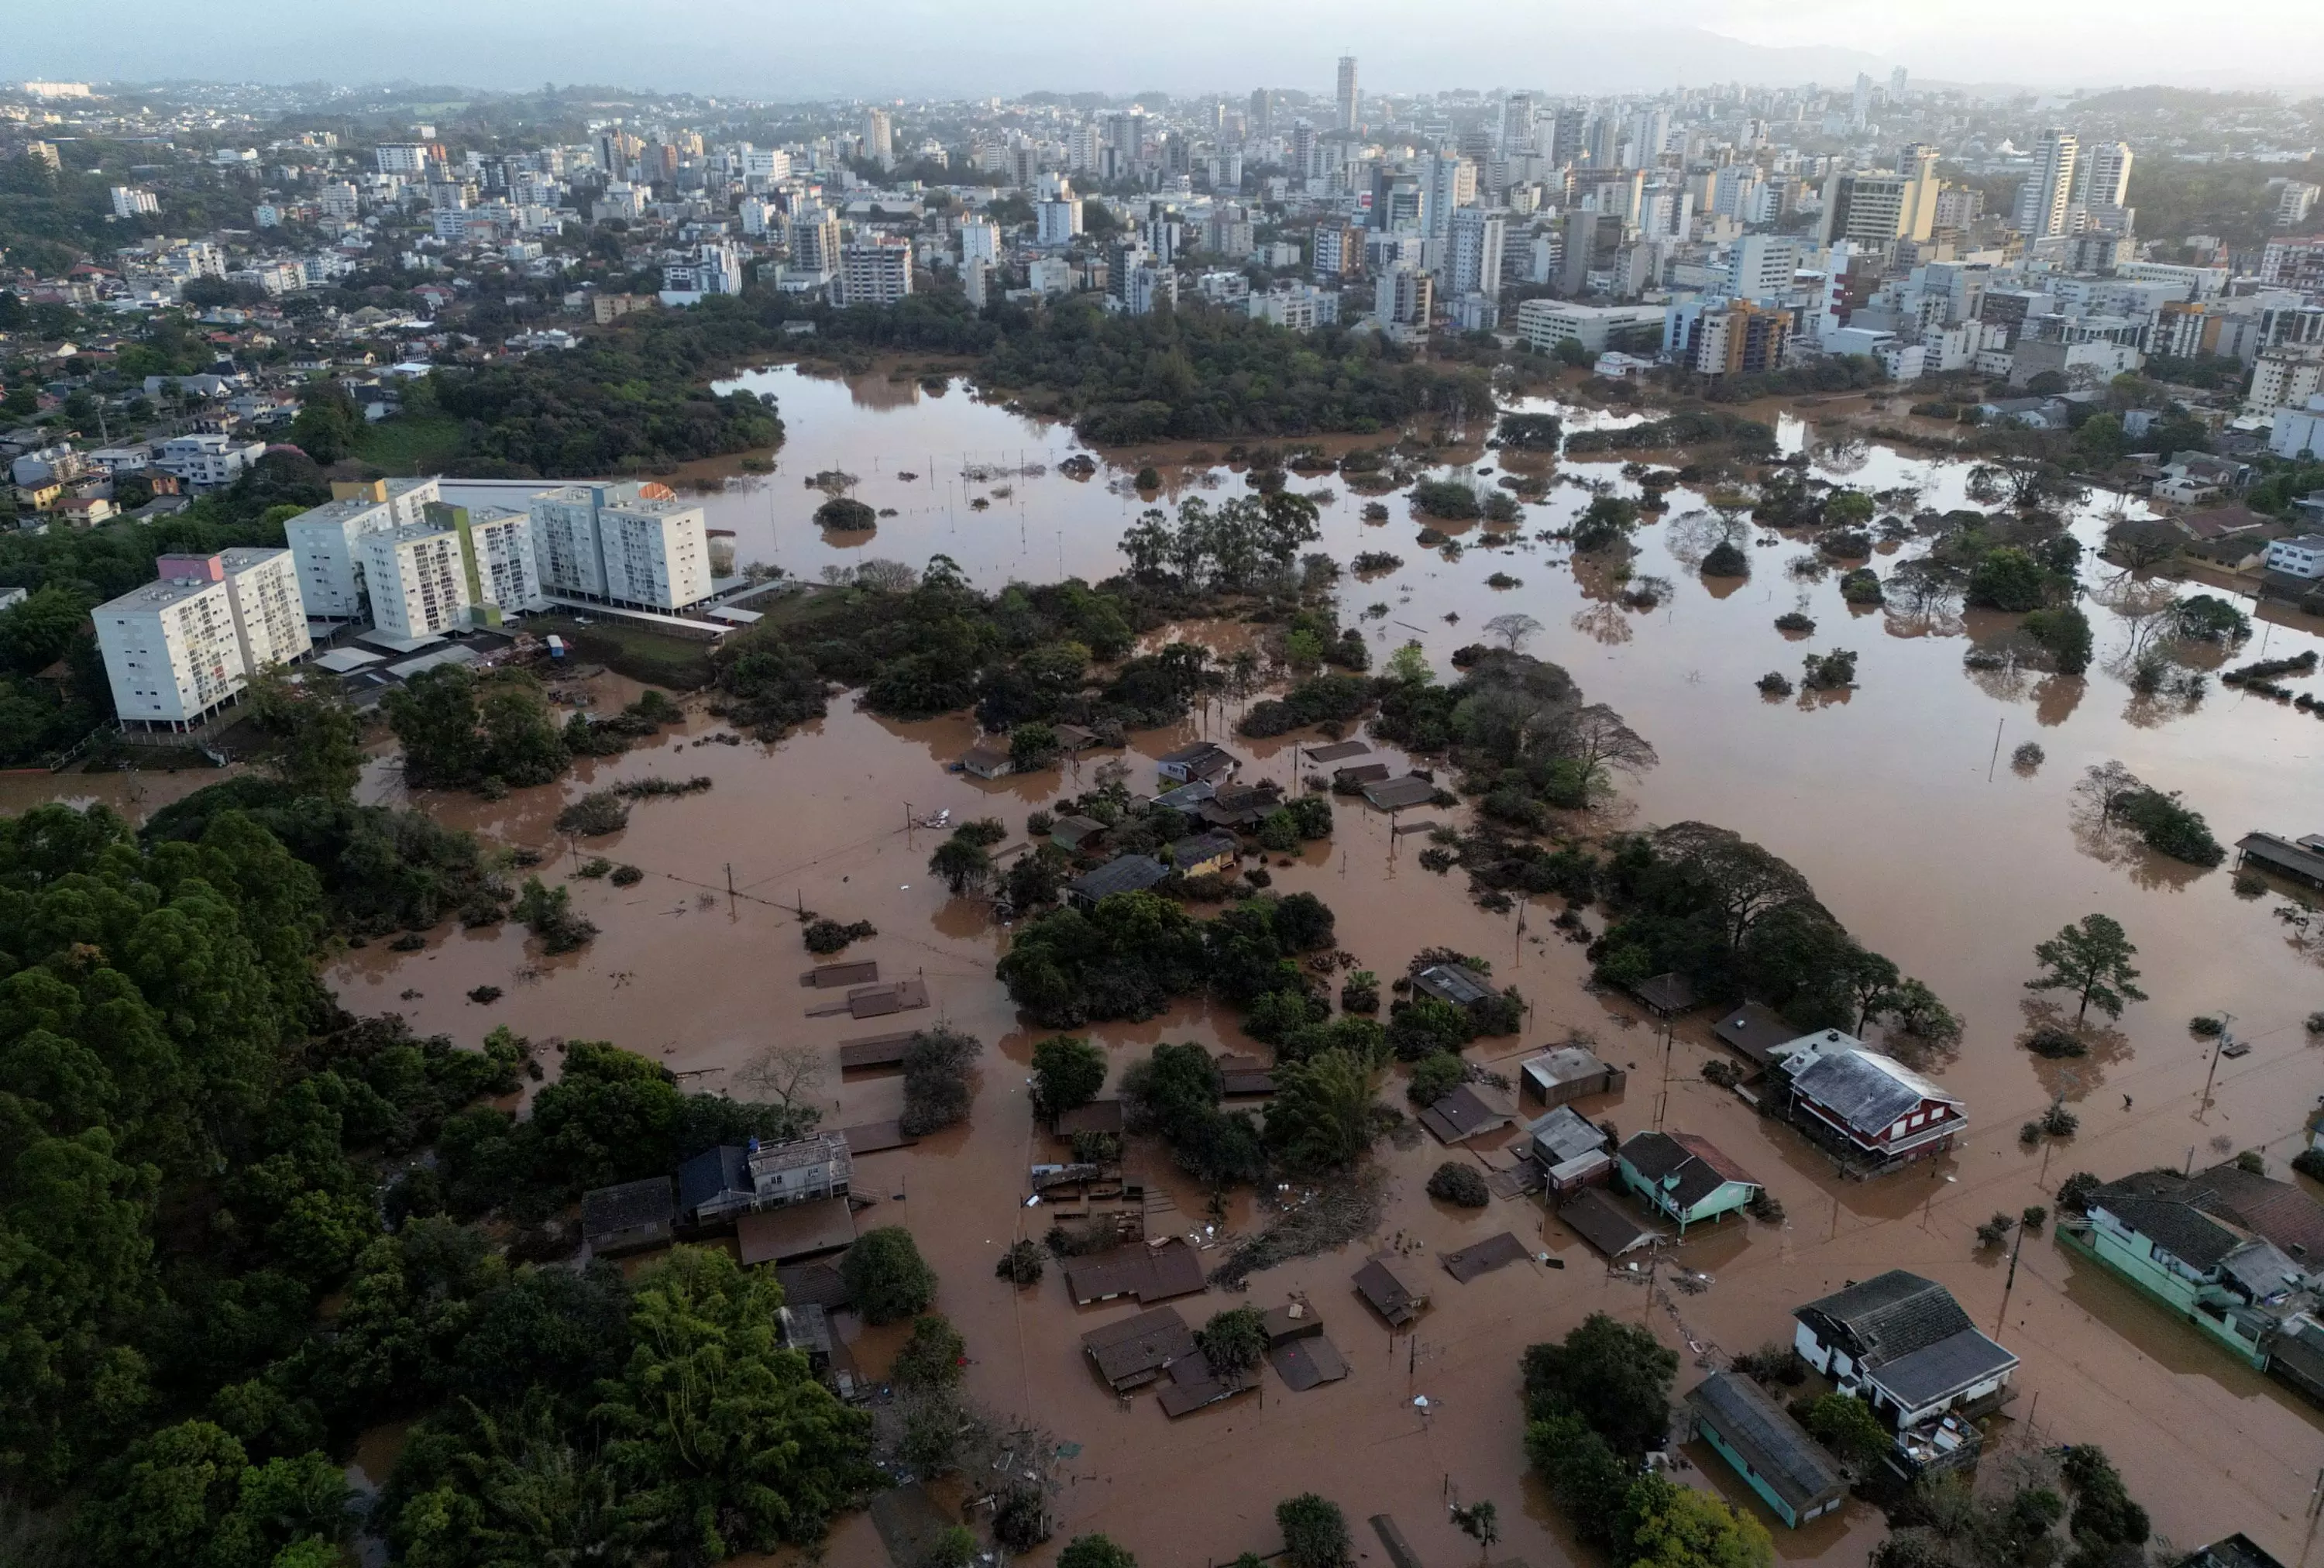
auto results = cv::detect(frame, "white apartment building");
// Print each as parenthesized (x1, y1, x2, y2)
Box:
(375, 143, 435, 175)
(95, 552, 311, 731)
(788, 205, 842, 279)
(318, 181, 360, 220)
(2263, 534, 2324, 578)
(958, 218, 1000, 265)
(831, 237, 913, 307)
(362, 522, 473, 640)
(454, 504, 545, 618)
(1727, 235, 1801, 303)
(1250, 282, 1339, 332)
(283, 478, 444, 621)
(2015, 130, 2079, 239)
(110, 186, 160, 218)
(1444, 207, 1506, 299)
(2250, 349, 2324, 418)
(528, 483, 713, 611)
(1036, 198, 1082, 246)
(2272, 396, 2324, 462)
(152, 434, 266, 489)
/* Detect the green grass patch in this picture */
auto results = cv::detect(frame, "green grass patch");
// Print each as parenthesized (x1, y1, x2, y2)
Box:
(532, 615, 716, 690)
(355, 414, 469, 474)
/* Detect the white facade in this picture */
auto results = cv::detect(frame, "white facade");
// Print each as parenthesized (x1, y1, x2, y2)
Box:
(362, 523, 473, 640)
(1727, 235, 1800, 303)
(958, 218, 1000, 264)
(831, 238, 913, 307)
(96, 552, 311, 729)
(111, 186, 160, 218)
(528, 483, 713, 610)
(2264, 534, 2324, 578)
(1036, 198, 1082, 246)
(2273, 397, 2324, 462)
(2015, 129, 2079, 239)
(460, 505, 545, 614)
(1515, 299, 1666, 353)
(2250, 351, 2324, 418)
(153, 435, 266, 489)
(1250, 283, 1339, 332)
(283, 479, 443, 621)
(216, 548, 311, 672)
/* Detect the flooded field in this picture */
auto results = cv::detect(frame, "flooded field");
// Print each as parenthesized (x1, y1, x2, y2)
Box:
(71, 366, 2324, 1566)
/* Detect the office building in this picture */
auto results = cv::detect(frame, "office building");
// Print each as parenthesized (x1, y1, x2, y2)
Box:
(1248, 88, 1271, 138)
(283, 478, 443, 621)
(1818, 152, 1940, 248)
(831, 236, 913, 307)
(1336, 57, 1360, 132)
(95, 551, 310, 731)
(361, 521, 473, 640)
(528, 482, 713, 611)
(2015, 129, 2078, 239)
(863, 108, 893, 167)
(1515, 298, 1666, 354)
(1560, 211, 1624, 295)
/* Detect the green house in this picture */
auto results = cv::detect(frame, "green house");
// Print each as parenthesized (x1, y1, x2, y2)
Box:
(1617, 1130, 1761, 1233)
(1686, 1370, 1848, 1528)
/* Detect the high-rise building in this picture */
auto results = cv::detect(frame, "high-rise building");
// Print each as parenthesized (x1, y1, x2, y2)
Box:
(1336, 56, 1360, 132)
(1312, 224, 1363, 277)
(832, 236, 914, 307)
(1671, 297, 1791, 377)
(1375, 262, 1432, 328)
(1587, 115, 1621, 170)
(787, 205, 842, 278)
(283, 478, 444, 621)
(1550, 108, 1587, 167)
(1727, 234, 1800, 302)
(1446, 207, 1507, 298)
(1036, 196, 1083, 246)
(1501, 93, 1537, 154)
(2076, 140, 2133, 211)
(1420, 153, 1477, 237)
(361, 521, 473, 641)
(1560, 211, 1624, 295)
(2014, 129, 2078, 239)
(1248, 88, 1271, 139)
(1889, 67, 1909, 101)
(959, 218, 1001, 265)
(1817, 151, 1941, 248)
(1851, 74, 1873, 130)
(529, 482, 713, 611)
(863, 108, 894, 167)
(95, 551, 311, 731)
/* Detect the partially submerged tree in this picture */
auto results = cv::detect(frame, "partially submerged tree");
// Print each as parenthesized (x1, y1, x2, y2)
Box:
(2027, 915, 2147, 1023)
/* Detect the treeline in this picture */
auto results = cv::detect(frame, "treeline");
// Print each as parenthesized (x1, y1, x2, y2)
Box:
(713, 557, 1212, 739)
(0, 789, 868, 1560)
(1564, 406, 1779, 458)
(975, 297, 1495, 443)
(1373, 648, 1655, 822)
(1586, 821, 1960, 1044)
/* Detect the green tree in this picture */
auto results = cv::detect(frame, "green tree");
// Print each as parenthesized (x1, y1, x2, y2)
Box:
(1030, 1036, 1107, 1119)
(1386, 643, 1433, 686)
(1009, 721, 1060, 770)
(287, 380, 360, 465)
(1624, 1477, 1774, 1568)
(1059, 1535, 1138, 1568)
(889, 1315, 965, 1390)
(1264, 1048, 1380, 1170)
(1193, 1305, 1269, 1378)
(2027, 915, 2147, 1023)
(1276, 1493, 1352, 1568)
(1966, 548, 2054, 612)
(1521, 1313, 1676, 1456)
(1452, 1498, 1501, 1563)
(1407, 1051, 1464, 1107)
(930, 835, 994, 896)
(1524, 1410, 1635, 1549)
(593, 1247, 871, 1557)
(2022, 607, 2094, 674)
(1803, 1393, 1889, 1470)
(841, 1227, 937, 1325)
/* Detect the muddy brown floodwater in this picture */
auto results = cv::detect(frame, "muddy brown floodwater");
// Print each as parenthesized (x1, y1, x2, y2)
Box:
(71, 368, 2324, 1566)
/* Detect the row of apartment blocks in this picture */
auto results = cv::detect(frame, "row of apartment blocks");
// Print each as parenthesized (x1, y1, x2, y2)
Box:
(92, 476, 713, 731)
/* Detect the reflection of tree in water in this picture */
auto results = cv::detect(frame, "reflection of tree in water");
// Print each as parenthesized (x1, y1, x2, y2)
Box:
(1795, 683, 1852, 711)
(2274, 895, 2324, 968)
(1662, 510, 1738, 569)
(2064, 762, 2208, 891)
(1570, 603, 1634, 646)
(2019, 999, 2130, 1099)
(1813, 433, 1872, 475)
(1873, 1024, 1961, 1077)
(1964, 641, 2038, 703)
(2118, 684, 2204, 731)
(2030, 674, 2084, 727)
(1569, 548, 1636, 603)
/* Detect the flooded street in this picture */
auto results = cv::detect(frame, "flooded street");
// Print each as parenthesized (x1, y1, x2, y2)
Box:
(91, 367, 2324, 1564)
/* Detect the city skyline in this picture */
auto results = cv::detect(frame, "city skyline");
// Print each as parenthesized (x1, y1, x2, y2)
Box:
(9, 0, 2322, 98)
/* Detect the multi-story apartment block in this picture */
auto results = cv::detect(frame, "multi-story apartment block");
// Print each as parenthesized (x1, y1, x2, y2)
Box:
(528, 483, 713, 611)
(283, 478, 444, 621)
(153, 434, 266, 489)
(361, 521, 473, 641)
(438, 502, 545, 621)
(95, 552, 311, 731)
(830, 236, 913, 307)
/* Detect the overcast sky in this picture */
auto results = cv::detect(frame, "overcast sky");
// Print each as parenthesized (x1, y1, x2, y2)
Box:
(13, 0, 2323, 99)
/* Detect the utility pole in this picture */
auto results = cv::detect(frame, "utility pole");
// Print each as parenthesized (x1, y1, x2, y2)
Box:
(2197, 1012, 2233, 1121)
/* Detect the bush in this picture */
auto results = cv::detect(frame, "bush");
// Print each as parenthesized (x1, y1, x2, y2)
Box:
(1800, 648, 1858, 689)
(1702, 539, 1749, 576)
(1426, 1162, 1489, 1207)
(2025, 1025, 2086, 1058)
(842, 1226, 937, 1323)
(1975, 1212, 2015, 1247)
(1756, 671, 1794, 696)
(1059, 1536, 1138, 1568)
(555, 791, 631, 837)
(1195, 1305, 1270, 1377)
(1031, 1035, 1108, 1119)
(814, 496, 877, 530)
(2119, 788, 2225, 867)
(1411, 478, 1483, 519)
(1839, 566, 1883, 605)
(995, 1239, 1046, 1285)
(889, 1314, 966, 1389)
(1774, 611, 1816, 633)
(608, 863, 644, 887)
(804, 917, 878, 953)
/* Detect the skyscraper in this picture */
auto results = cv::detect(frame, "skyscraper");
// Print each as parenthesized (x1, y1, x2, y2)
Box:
(2076, 140, 2133, 210)
(1249, 88, 1270, 138)
(2014, 129, 2078, 239)
(1336, 56, 1359, 132)
(863, 108, 893, 168)
(1851, 74, 1873, 130)
(1501, 93, 1537, 153)
(1551, 107, 1587, 167)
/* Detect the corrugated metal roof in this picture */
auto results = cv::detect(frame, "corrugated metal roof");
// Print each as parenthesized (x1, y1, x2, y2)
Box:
(1689, 1371, 1847, 1513)
(1871, 1327, 2018, 1410)
(1789, 1047, 1958, 1134)
(1796, 1270, 1974, 1366)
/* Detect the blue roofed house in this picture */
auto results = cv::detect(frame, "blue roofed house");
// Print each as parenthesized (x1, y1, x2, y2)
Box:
(1686, 1370, 1848, 1527)
(1616, 1130, 1760, 1233)
(1793, 1271, 2018, 1467)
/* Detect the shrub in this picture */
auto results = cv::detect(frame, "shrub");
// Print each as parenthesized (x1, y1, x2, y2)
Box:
(889, 1314, 966, 1388)
(1702, 539, 1750, 576)
(1800, 648, 1858, 689)
(1774, 611, 1816, 633)
(608, 864, 644, 887)
(2025, 1025, 2085, 1058)
(555, 791, 631, 837)
(1277, 1494, 1353, 1568)
(814, 496, 877, 530)
(804, 916, 878, 953)
(1839, 566, 1883, 605)
(995, 1239, 1047, 1285)
(1195, 1305, 1270, 1377)
(1756, 671, 1794, 696)
(900, 1026, 984, 1136)
(1975, 1212, 2016, 1247)
(1427, 1162, 1490, 1207)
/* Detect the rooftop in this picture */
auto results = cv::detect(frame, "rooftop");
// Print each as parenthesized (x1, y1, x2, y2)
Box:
(1786, 1046, 1961, 1135)
(1688, 1370, 1847, 1514)
(1621, 1130, 1758, 1210)
(1796, 1270, 1975, 1367)
(1066, 853, 1171, 903)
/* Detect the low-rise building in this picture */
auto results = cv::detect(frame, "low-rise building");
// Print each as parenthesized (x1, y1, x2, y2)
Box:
(677, 1133, 851, 1227)
(1064, 853, 1171, 910)
(1772, 1029, 1965, 1167)
(1793, 1271, 2018, 1436)
(1157, 741, 1239, 785)
(1687, 1370, 1848, 1528)
(152, 433, 266, 489)
(2264, 535, 2324, 579)
(1617, 1130, 1759, 1233)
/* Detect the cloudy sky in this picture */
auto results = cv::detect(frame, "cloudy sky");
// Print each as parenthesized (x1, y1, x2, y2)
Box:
(12, 0, 2322, 98)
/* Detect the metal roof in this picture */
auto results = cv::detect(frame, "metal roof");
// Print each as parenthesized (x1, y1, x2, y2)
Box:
(1868, 1327, 2019, 1411)
(1525, 1105, 1609, 1164)
(1559, 1188, 1655, 1256)
(1414, 962, 1495, 1008)
(1788, 1047, 1959, 1134)
(1417, 1083, 1514, 1143)
(1796, 1270, 1974, 1367)
(1621, 1130, 1758, 1211)
(1066, 853, 1171, 902)
(2238, 832, 2324, 884)
(1522, 1045, 1616, 1089)
(1688, 1371, 1847, 1514)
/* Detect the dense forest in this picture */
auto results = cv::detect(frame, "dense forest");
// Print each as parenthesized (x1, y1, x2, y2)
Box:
(0, 698, 869, 1564)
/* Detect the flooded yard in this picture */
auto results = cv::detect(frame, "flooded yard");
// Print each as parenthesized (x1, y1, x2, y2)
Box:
(110, 366, 2324, 1563)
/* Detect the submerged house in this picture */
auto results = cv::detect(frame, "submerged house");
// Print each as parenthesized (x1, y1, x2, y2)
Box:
(1525, 1105, 1614, 1193)
(1617, 1130, 1760, 1233)
(1793, 1271, 2018, 1439)
(1157, 741, 1240, 785)
(2065, 1164, 2324, 1392)
(678, 1133, 852, 1228)
(1064, 853, 1171, 910)
(1519, 1044, 1625, 1107)
(1774, 1031, 1965, 1167)
(1686, 1370, 1848, 1528)
(1168, 830, 1240, 877)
